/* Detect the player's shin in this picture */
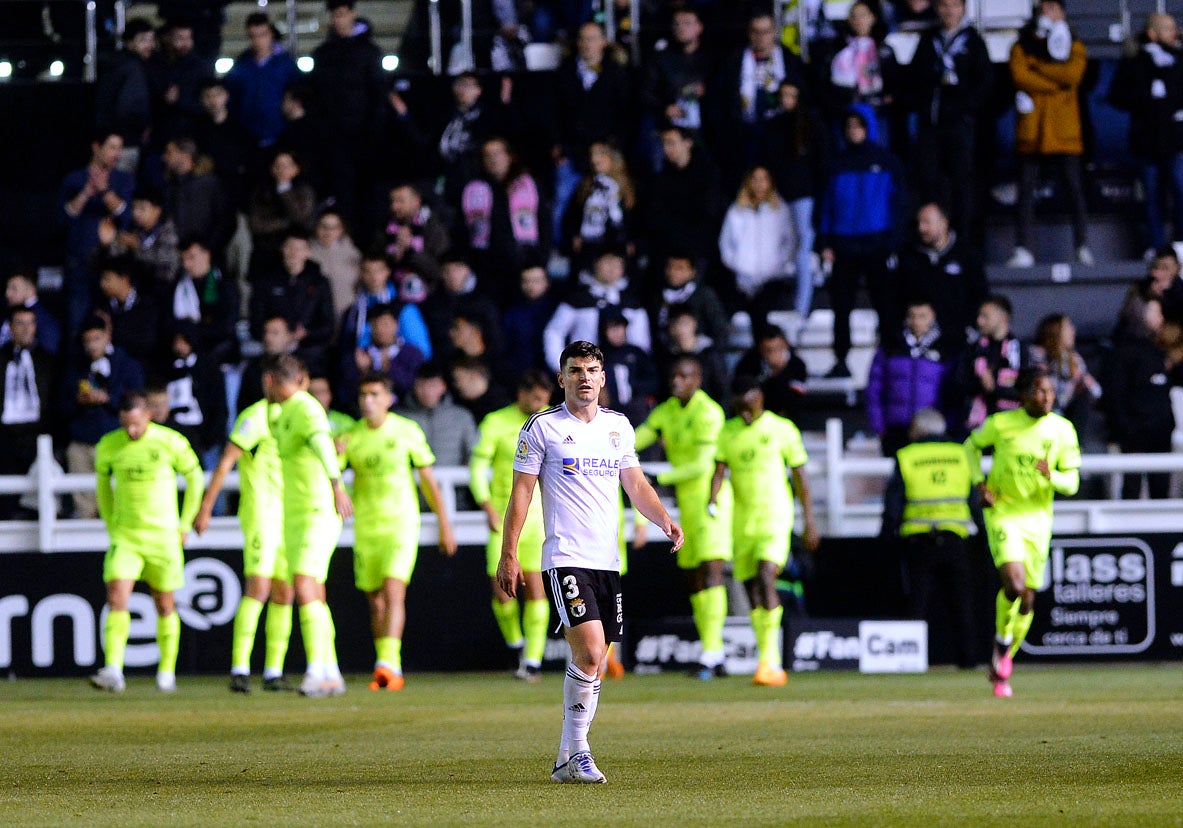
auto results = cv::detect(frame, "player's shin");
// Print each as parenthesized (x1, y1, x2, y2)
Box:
(994, 589, 1020, 645)
(492, 597, 524, 649)
(103, 609, 131, 671)
(699, 585, 728, 664)
(298, 601, 328, 673)
(560, 663, 598, 764)
(157, 611, 180, 674)
(523, 599, 549, 666)
(231, 597, 264, 675)
(263, 601, 293, 679)
(1010, 608, 1034, 658)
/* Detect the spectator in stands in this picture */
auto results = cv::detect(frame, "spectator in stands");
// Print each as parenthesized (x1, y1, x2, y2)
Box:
(819, 0, 900, 146)
(249, 230, 336, 376)
(562, 141, 636, 270)
(1108, 295, 1175, 499)
(98, 188, 179, 303)
(225, 12, 300, 151)
(1031, 312, 1103, 453)
(599, 308, 658, 425)
(0, 307, 53, 518)
(450, 355, 510, 425)
(156, 1, 230, 63)
(309, 0, 386, 231)
(719, 166, 795, 331)
(62, 317, 146, 518)
(908, 0, 992, 237)
(237, 315, 296, 413)
(449, 311, 509, 391)
(94, 19, 155, 171)
(158, 323, 227, 460)
(1109, 14, 1183, 254)
(381, 182, 451, 284)
(653, 253, 731, 352)
(1124, 247, 1183, 329)
(277, 83, 328, 195)
(61, 131, 136, 338)
(865, 299, 954, 456)
(309, 374, 356, 438)
(891, 0, 938, 33)
(96, 255, 161, 370)
(760, 80, 828, 319)
(894, 201, 988, 342)
(543, 249, 651, 371)
(173, 238, 239, 369)
(957, 294, 1028, 432)
(659, 305, 731, 405)
(716, 11, 807, 182)
(247, 150, 318, 277)
(395, 361, 479, 469)
(645, 126, 724, 267)
(1007, 0, 1091, 268)
(554, 23, 632, 175)
(148, 18, 213, 143)
(162, 137, 235, 258)
(339, 252, 433, 361)
(734, 324, 808, 422)
(340, 304, 426, 408)
(194, 78, 254, 210)
(502, 265, 557, 379)
(460, 137, 545, 299)
(819, 106, 907, 378)
(309, 209, 362, 332)
(640, 7, 713, 169)
(2, 273, 61, 356)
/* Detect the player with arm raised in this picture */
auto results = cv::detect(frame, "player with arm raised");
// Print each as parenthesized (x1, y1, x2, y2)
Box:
(965, 367, 1080, 698)
(90, 390, 204, 694)
(263, 354, 353, 698)
(470, 369, 555, 681)
(634, 355, 734, 679)
(194, 395, 295, 693)
(342, 372, 457, 691)
(709, 376, 819, 688)
(497, 341, 684, 785)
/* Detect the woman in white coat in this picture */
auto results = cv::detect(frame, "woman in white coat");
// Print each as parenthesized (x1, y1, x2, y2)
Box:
(718, 166, 796, 330)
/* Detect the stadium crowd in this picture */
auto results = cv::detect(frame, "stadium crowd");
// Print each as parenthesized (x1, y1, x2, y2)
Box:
(6, 0, 1183, 525)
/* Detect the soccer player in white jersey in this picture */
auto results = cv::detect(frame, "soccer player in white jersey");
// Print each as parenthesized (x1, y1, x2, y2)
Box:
(498, 340, 684, 785)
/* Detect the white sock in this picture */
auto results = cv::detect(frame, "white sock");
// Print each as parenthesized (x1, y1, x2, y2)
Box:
(558, 663, 597, 766)
(700, 649, 724, 668)
(305, 661, 325, 680)
(231, 667, 250, 677)
(262, 667, 282, 680)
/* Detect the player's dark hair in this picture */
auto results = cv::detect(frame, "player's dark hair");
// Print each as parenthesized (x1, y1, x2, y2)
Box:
(559, 340, 603, 370)
(983, 293, 1013, 317)
(518, 368, 553, 393)
(261, 353, 305, 385)
(731, 374, 763, 398)
(120, 389, 149, 413)
(358, 371, 394, 393)
(1017, 366, 1051, 398)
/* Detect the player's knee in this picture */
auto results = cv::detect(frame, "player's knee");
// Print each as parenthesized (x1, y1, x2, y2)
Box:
(1002, 581, 1023, 602)
(1019, 589, 1035, 614)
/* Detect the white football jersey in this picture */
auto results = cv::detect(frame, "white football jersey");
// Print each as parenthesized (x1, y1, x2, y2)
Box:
(514, 402, 638, 571)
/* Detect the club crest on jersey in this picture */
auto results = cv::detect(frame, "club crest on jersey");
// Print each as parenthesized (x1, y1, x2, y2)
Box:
(570, 598, 587, 617)
(562, 457, 580, 475)
(609, 431, 621, 450)
(515, 439, 529, 462)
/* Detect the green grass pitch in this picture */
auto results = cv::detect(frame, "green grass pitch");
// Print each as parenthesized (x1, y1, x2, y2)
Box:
(2, 665, 1182, 826)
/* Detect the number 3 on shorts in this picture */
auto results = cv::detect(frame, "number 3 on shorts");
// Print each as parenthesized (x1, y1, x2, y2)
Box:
(563, 574, 579, 600)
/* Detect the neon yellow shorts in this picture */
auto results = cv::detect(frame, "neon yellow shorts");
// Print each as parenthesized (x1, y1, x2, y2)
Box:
(732, 520, 791, 583)
(284, 512, 342, 583)
(676, 486, 734, 570)
(486, 516, 544, 577)
(104, 532, 184, 592)
(354, 520, 420, 591)
(242, 519, 287, 581)
(984, 510, 1051, 589)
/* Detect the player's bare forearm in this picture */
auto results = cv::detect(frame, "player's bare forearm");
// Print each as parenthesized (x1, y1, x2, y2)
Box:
(709, 461, 727, 505)
(418, 466, 458, 555)
(331, 478, 353, 519)
(792, 465, 821, 551)
(621, 466, 684, 550)
(196, 444, 241, 532)
(496, 472, 536, 595)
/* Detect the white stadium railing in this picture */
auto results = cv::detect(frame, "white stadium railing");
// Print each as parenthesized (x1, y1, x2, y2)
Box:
(4, 425, 1183, 554)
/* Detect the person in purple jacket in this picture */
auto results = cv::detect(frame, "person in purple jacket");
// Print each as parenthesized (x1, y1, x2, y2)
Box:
(865, 299, 954, 456)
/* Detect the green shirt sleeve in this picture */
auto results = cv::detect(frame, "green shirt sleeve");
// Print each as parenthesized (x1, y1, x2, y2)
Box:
(781, 420, 809, 469)
(408, 421, 436, 468)
(964, 417, 996, 485)
(173, 432, 205, 533)
(656, 405, 721, 486)
(634, 411, 660, 453)
(309, 430, 341, 482)
(94, 435, 114, 526)
(1050, 419, 1082, 496)
(469, 417, 496, 504)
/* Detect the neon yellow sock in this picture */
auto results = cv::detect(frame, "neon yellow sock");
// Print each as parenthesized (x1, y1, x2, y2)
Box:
(156, 612, 180, 674)
(688, 590, 707, 646)
(389, 638, 402, 672)
(491, 598, 524, 648)
(523, 599, 550, 664)
(230, 597, 264, 672)
(324, 605, 339, 668)
(995, 589, 1021, 643)
(750, 607, 768, 662)
(263, 601, 293, 675)
(298, 601, 328, 665)
(1010, 610, 1034, 657)
(375, 636, 396, 667)
(761, 605, 784, 669)
(103, 609, 131, 670)
(700, 585, 728, 654)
